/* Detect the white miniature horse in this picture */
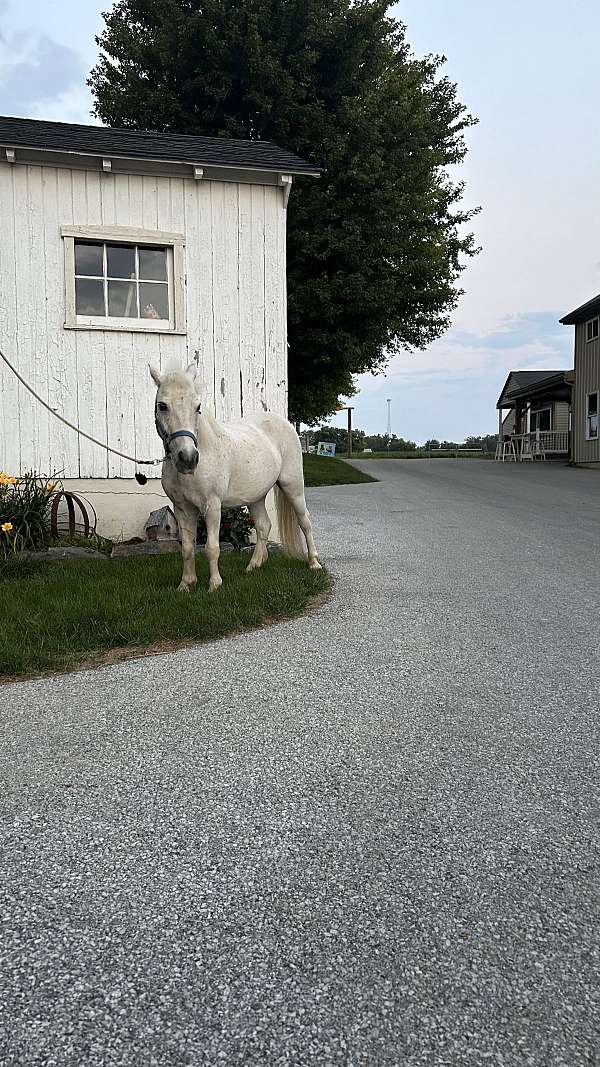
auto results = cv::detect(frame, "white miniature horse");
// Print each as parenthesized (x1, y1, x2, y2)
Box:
(150, 363, 321, 592)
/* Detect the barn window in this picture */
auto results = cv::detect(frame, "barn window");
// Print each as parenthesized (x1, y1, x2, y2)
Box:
(75, 242, 170, 321)
(586, 392, 599, 440)
(62, 226, 185, 334)
(586, 317, 599, 342)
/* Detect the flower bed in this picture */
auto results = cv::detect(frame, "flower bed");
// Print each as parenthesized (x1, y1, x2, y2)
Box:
(0, 472, 57, 559)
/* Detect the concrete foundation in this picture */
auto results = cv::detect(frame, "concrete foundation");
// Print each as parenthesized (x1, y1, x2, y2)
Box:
(62, 479, 279, 544)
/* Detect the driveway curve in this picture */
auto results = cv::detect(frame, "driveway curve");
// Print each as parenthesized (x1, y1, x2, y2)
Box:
(1, 460, 599, 1066)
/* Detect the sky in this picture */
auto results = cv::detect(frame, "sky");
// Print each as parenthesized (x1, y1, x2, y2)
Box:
(1, 0, 599, 442)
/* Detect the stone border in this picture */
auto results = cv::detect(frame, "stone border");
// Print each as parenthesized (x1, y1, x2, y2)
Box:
(17, 540, 283, 563)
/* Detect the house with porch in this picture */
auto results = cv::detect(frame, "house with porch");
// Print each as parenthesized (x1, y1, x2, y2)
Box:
(496, 290, 600, 465)
(496, 369, 573, 461)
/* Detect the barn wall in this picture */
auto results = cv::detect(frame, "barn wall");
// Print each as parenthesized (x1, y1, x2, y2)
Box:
(0, 162, 288, 480)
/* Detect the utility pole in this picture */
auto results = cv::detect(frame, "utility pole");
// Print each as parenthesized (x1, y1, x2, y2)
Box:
(386, 398, 392, 449)
(336, 403, 354, 456)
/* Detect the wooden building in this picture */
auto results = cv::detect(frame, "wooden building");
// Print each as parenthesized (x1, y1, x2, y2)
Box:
(560, 294, 600, 466)
(496, 370, 573, 460)
(0, 115, 319, 536)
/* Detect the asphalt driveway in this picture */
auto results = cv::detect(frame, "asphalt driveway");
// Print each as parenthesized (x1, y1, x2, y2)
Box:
(1, 460, 599, 1066)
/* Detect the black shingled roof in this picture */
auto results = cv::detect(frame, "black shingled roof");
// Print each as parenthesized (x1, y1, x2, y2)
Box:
(497, 370, 572, 406)
(0, 114, 322, 175)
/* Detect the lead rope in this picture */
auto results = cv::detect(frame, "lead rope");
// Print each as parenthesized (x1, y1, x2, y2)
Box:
(0, 346, 164, 485)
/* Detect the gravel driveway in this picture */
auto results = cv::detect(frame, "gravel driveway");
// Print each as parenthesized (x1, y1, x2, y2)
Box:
(1, 460, 599, 1066)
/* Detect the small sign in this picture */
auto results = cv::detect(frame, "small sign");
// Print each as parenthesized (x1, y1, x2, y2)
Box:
(317, 441, 336, 457)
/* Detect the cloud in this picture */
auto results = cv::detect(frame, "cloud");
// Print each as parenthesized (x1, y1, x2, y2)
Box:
(356, 311, 572, 394)
(324, 311, 574, 441)
(0, 22, 85, 117)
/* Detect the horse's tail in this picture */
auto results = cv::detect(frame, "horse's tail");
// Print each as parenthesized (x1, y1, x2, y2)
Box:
(274, 485, 305, 559)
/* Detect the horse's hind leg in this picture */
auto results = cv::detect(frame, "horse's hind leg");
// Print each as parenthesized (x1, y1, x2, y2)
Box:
(277, 476, 321, 570)
(246, 497, 271, 571)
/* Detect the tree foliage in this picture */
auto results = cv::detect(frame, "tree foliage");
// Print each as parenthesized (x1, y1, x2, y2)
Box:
(90, 0, 478, 422)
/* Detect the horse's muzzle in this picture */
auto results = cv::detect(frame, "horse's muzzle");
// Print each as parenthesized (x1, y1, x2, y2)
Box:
(175, 448, 199, 473)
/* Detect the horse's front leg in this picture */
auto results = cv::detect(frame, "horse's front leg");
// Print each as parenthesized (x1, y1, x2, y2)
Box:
(204, 498, 223, 592)
(174, 504, 199, 593)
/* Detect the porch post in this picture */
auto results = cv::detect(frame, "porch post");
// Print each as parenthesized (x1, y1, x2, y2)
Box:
(498, 407, 503, 442)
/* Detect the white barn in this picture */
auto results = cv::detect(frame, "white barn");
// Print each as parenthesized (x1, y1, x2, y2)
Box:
(0, 115, 319, 538)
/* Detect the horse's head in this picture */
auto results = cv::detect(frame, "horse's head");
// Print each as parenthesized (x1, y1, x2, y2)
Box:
(149, 362, 201, 474)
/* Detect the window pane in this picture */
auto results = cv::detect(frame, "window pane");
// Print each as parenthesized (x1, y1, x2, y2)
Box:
(589, 415, 598, 438)
(139, 247, 167, 281)
(108, 280, 138, 317)
(139, 282, 169, 320)
(106, 244, 136, 279)
(75, 242, 103, 277)
(75, 278, 105, 315)
(588, 393, 598, 416)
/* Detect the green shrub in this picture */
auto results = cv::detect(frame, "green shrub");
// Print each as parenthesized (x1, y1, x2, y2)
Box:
(197, 506, 254, 550)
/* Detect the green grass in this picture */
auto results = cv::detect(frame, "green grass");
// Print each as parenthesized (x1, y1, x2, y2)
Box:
(302, 453, 377, 486)
(0, 552, 330, 679)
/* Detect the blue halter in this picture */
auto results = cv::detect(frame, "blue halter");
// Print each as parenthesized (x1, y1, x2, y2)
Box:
(155, 404, 199, 455)
(166, 429, 198, 448)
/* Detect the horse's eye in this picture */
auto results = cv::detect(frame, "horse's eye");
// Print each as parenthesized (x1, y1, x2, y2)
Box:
(158, 402, 168, 412)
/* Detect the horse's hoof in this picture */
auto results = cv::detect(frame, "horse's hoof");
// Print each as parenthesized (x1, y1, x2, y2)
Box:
(177, 582, 194, 593)
(208, 578, 223, 593)
(308, 559, 322, 570)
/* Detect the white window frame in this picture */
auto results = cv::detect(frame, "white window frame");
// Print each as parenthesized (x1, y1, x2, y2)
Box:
(585, 391, 599, 441)
(529, 405, 552, 433)
(586, 317, 599, 343)
(61, 225, 186, 334)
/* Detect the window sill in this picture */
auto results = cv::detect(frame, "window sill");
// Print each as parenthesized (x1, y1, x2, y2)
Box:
(64, 321, 186, 336)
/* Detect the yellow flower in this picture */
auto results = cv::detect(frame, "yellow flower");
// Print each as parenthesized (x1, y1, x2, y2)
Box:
(0, 474, 17, 486)
(1, 522, 13, 532)
(46, 482, 56, 493)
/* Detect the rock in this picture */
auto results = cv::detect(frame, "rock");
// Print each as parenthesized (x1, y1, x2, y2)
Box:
(46, 547, 106, 560)
(111, 540, 181, 558)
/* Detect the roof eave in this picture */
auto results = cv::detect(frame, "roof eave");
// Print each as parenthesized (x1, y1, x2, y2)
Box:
(1, 141, 322, 177)
(560, 293, 600, 325)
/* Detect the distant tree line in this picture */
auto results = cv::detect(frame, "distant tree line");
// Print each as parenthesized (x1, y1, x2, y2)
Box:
(308, 428, 498, 454)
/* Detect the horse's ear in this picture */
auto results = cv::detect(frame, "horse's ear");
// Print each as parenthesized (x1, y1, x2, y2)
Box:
(149, 364, 162, 387)
(185, 361, 198, 381)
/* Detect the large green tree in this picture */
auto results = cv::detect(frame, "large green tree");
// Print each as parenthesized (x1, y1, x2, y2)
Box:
(89, 0, 478, 422)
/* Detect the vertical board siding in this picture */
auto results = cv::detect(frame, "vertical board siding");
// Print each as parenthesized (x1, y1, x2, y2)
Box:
(574, 324, 600, 463)
(553, 401, 570, 434)
(263, 186, 287, 413)
(0, 161, 288, 478)
(51, 168, 80, 475)
(183, 179, 212, 402)
(0, 162, 20, 473)
(211, 182, 241, 421)
(13, 167, 45, 473)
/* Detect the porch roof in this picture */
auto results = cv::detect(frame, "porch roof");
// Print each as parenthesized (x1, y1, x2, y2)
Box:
(497, 369, 573, 409)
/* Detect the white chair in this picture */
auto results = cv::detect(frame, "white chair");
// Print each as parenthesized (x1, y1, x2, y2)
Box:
(496, 438, 517, 461)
